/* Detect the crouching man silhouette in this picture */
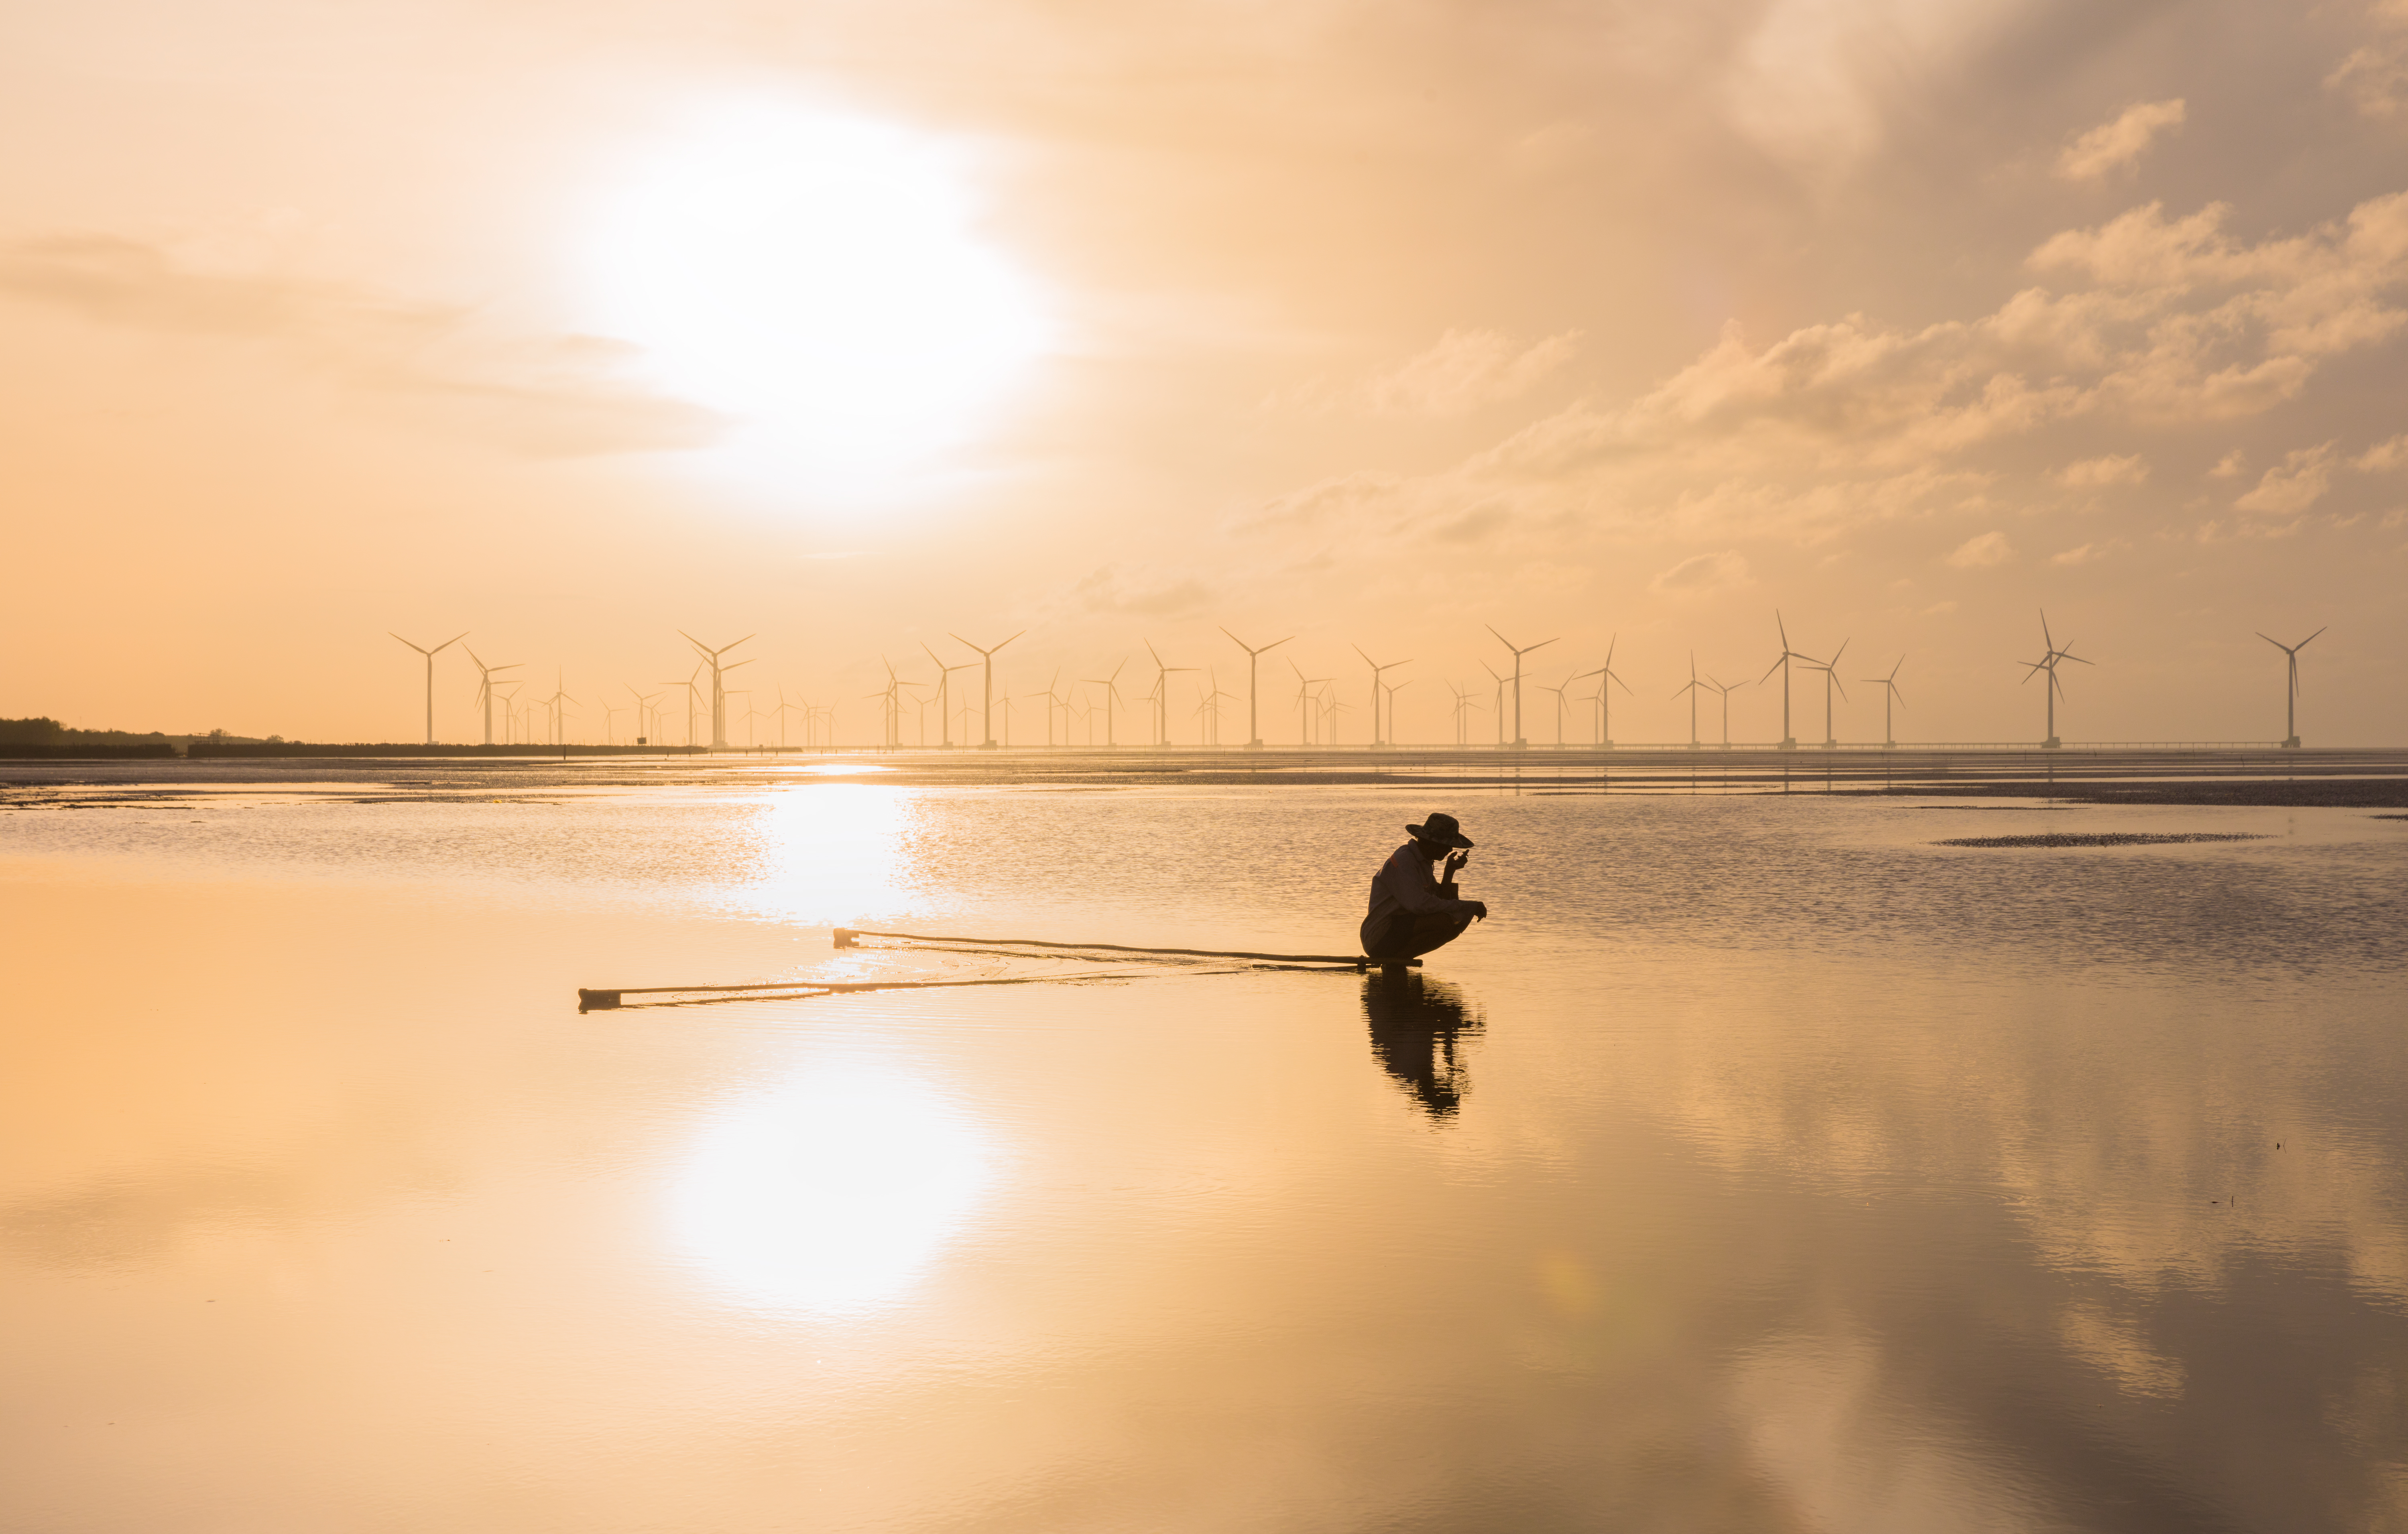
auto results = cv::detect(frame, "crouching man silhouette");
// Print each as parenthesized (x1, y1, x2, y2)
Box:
(1360, 812, 1488, 967)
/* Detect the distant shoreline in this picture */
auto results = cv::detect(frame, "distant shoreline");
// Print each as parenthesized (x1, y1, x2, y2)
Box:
(4, 745, 2406, 808)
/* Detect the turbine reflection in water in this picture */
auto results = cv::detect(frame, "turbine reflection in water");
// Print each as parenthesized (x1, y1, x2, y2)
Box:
(671, 1067, 993, 1314)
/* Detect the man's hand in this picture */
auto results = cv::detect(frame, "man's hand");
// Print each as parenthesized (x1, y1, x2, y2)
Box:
(1465, 900, 1488, 921)
(1444, 850, 1470, 877)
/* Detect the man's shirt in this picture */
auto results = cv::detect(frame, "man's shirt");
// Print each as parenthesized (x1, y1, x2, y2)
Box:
(1365, 842, 1456, 929)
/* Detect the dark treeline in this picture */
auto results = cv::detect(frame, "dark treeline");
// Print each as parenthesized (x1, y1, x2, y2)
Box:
(0, 717, 277, 759)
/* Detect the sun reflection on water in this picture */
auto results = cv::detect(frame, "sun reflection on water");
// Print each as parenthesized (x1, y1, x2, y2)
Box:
(671, 1067, 992, 1314)
(747, 784, 916, 926)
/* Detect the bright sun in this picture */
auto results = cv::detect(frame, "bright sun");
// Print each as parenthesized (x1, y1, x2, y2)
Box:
(586, 102, 1049, 493)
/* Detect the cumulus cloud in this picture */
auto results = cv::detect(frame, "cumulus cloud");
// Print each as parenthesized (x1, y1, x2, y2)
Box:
(1273, 328, 1579, 417)
(2057, 100, 2187, 181)
(2234, 443, 2340, 515)
(1235, 187, 2408, 564)
(0, 234, 722, 455)
(2327, 5, 2408, 120)
(1946, 531, 2014, 567)
(2355, 433, 2408, 471)
(2054, 453, 2150, 487)
(1649, 549, 1751, 595)
(2209, 449, 2249, 478)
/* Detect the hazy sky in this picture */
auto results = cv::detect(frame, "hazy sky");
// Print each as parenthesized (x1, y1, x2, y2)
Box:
(6, 0, 2405, 745)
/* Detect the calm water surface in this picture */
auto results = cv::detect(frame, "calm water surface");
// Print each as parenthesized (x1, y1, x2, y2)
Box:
(4, 772, 2406, 1532)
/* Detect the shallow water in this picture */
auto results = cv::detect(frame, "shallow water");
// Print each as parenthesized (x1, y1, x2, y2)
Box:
(4, 770, 2406, 1532)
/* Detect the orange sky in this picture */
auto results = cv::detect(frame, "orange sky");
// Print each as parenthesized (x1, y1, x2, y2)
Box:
(5, 0, 2404, 745)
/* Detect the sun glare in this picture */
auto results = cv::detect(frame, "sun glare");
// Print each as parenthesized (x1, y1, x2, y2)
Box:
(586, 102, 1048, 493)
(672, 1067, 994, 1314)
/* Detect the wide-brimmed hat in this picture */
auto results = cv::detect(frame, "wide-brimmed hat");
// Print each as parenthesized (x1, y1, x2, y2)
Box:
(1407, 812, 1473, 849)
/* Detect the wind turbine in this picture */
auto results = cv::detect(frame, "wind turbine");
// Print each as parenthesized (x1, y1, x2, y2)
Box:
(1480, 662, 1507, 746)
(462, 648, 521, 747)
(1383, 678, 1413, 745)
(1804, 637, 1849, 748)
(1024, 669, 1068, 748)
(1758, 612, 1819, 750)
(948, 630, 1023, 749)
(1352, 645, 1412, 748)
(678, 632, 754, 749)
(1288, 658, 1334, 745)
(1538, 676, 1573, 746)
(390, 631, 467, 746)
(1706, 675, 1737, 749)
(1584, 636, 1633, 747)
(1084, 659, 1130, 747)
(2258, 626, 2325, 748)
(600, 697, 623, 746)
(2020, 610, 2092, 749)
(918, 642, 977, 749)
(543, 670, 576, 749)
(1219, 628, 1293, 750)
(775, 685, 806, 750)
(1194, 668, 1236, 747)
(662, 664, 705, 749)
(1144, 640, 1198, 748)
(1864, 658, 1905, 749)
(1447, 681, 1484, 747)
(1671, 654, 1706, 749)
(1485, 626, 1557, 748)
(627, 685, 663, 748)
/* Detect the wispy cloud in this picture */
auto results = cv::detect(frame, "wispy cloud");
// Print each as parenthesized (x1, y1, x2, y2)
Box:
(1945, 531, 2014, 568)
(1649, 549, 1751, 595)
(2056, 100, 2186, 182)
(2354, 433, 2408, 471)
(2054, 453, 2149, 488)
(2235, 443, 2340, 516)
(0, 234, 722, 456)
(2051, 540, 2127, 566)
(2327, 3, 2408, 119)
(1270, 328, 1579, 417)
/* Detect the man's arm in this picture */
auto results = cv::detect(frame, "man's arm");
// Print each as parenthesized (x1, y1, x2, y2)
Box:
(1381, 848, 1462, 915)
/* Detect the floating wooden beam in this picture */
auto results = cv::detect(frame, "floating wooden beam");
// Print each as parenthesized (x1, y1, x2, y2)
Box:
(833, 926, 1405, 968)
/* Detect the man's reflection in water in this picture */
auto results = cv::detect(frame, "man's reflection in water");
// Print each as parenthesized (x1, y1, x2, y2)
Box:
(1362, 971, 1484, 1119)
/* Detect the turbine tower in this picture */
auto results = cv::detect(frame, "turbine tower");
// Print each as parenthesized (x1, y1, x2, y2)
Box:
(2258, 626, 2325, 748)
(1220, 628, 1293, 750)
(1865, 658, 1906, 749)
(679, 631, 754, 749)
(1352, 645, 1412, 748)
(1757, 612, 1821, 751)
(2020, 610, 2091, 749)
(464, 648, 520, 747)
(1485, 626, 1558, 749)
(950, 630, 1024, 749)
(390, 631, 467, 746)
